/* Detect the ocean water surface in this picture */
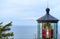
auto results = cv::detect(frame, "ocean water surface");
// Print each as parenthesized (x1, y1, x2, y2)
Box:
(11, 25, 60, 39)
(11, 25, 37, 39)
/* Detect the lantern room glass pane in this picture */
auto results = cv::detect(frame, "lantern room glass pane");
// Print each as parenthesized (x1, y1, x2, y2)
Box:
(40, 23, 42, 39)
(42, 23, 57, 39)
(37, 23, 42, 39)
(51, 23, 57, 39)
(38, 22, 58, 39)
(42, 23, 53, 39)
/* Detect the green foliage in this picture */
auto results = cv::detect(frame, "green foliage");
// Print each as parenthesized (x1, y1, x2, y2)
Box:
(2, 32, 14, 37)
(0, 21, 14, 38)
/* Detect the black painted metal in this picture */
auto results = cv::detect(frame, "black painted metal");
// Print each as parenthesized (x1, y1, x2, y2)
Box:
(37, 8, 59, 23)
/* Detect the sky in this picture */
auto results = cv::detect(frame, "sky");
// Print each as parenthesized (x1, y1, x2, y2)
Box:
(0, 0, 60, 26)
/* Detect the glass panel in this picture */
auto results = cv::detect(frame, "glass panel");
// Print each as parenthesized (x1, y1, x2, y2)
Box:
(37, 23, 42, 39)
(54, 23, 57, 39)
(37, 23, 58, 39)
(54, 23, 56, 39)
(37, 23, 40, 39)
(40, 23, 42, 39)
(49, 23, 57, 39)
(50, 23, 55, 39)
(42, 23, 54, 39)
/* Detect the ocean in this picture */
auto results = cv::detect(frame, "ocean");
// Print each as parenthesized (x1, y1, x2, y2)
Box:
(11, 25, 37, 39)
(10, 25, 60, 39)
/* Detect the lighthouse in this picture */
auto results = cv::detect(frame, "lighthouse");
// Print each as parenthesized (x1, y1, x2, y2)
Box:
(37, 8, 59, 39)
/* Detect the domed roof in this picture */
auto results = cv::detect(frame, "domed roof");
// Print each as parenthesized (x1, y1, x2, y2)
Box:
(37, 8, 59, 23)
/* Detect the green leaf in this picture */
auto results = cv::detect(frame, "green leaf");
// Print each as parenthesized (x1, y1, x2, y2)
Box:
(2, 32, 14, 37)
(0, 21, 14, 38)
(2, 28, 11, 31)
(3, 21, 12, 28)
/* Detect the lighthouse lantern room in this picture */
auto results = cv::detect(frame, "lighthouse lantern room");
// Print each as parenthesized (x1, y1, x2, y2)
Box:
(37, 8, 59, 39)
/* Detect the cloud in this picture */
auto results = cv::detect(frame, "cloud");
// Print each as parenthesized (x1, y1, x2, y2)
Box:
(5, 0, 47, 5)
(0, 0, 60, 25)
